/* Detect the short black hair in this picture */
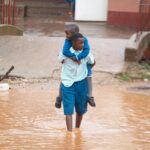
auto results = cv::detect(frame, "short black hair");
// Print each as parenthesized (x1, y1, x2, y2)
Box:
(70, 33, 84, 42)
(65, 23, 79, 33)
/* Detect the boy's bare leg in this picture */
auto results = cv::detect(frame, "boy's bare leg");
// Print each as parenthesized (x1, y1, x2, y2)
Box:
(75, 113, 83, 128)
(66, 115, 72, 132)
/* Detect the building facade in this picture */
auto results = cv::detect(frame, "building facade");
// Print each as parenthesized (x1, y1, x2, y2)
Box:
(107, 0, 140, 27)
(1, 0, 150, 29)
(75, 0, 150, 29)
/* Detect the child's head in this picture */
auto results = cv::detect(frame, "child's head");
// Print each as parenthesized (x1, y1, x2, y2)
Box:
(65, 23, 79, 40)
(71, 33, 84, 51)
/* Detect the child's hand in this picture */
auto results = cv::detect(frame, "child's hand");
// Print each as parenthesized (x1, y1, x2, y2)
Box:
(74, 60, 81, 65)
(91, 60, 96, 68)
(61, 60, 65, 64)
(71, 58, 81, 65)
(76, 60, 81, 65)
(70, 56, 78, 61)
(70, 56, 81, 65)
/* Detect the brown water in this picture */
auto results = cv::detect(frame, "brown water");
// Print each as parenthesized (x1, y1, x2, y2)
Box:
(0, 85, 150, 150)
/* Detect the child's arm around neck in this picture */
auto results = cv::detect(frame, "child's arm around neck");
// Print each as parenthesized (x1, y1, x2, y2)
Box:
(76, 36, 90, 60)
(62, 36, 90, 61)
(62, 38, 76, 58)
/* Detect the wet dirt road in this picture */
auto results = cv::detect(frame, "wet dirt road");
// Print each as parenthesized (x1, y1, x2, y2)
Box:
(0, 85, 150, 150)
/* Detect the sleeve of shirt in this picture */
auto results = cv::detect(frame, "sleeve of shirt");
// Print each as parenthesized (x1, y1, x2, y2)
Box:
(77, 36, 90, 60)
(62, 39, 76, 58)
(58, 52, 67, 63)
(87, 53, 95, 65)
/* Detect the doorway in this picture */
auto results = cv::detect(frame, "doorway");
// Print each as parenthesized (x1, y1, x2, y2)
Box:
(75, 0, 108, 21)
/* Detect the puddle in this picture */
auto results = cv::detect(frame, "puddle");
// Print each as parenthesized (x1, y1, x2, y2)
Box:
(0, 85, 149, 149)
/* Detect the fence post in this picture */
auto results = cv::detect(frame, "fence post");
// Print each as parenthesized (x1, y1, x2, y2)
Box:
(1, 0, 16, 25)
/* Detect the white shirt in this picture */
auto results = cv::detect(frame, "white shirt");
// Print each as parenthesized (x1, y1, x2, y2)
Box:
(58, 47, 94, 87)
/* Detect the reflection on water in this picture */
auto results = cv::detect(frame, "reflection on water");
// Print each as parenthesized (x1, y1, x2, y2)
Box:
(0, 86, 150, 150)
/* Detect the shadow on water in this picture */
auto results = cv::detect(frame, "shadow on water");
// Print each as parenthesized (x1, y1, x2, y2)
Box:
(0, 85, 150, 150)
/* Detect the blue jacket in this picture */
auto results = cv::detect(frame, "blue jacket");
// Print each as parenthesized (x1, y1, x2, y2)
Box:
(62, 36, 90, 60)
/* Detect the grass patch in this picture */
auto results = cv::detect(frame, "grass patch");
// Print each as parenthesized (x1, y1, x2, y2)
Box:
(116, 62, 150, 81)
(117, 72, 150, 81)
(117, 73, 132, 81)
(141, 63, 150, 70)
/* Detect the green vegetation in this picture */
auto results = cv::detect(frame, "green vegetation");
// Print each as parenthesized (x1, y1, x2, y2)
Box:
(116, 63, 150, 81)
(117, 73, 132, 81)
(141, 62, 150, 70)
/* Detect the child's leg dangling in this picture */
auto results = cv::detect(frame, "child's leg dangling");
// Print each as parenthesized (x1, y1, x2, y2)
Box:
(55, 83, 62, 108)
(87, 77, 96, 107)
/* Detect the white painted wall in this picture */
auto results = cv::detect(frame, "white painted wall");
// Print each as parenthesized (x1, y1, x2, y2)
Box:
(75, 0, 108, 21)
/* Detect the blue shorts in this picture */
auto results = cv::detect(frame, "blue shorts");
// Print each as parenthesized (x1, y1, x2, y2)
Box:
(61, 79, 88, 115)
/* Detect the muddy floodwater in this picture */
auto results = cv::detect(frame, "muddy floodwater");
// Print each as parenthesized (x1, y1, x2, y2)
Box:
(0, 85, 150, 150)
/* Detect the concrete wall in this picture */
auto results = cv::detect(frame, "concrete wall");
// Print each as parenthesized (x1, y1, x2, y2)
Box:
(15, 0, 69, 17)
(0, 24, 23, 36)
(125, 32, 150, 62)
(107, 0, 140, 28)
(108, 0, 139, 12)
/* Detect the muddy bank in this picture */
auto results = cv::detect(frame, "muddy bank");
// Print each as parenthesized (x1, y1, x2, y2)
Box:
(1, 70, 149, 96)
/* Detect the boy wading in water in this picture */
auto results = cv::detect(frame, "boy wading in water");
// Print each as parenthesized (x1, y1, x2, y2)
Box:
(58, 33, 95, 131)
(55, 24, 96, 109)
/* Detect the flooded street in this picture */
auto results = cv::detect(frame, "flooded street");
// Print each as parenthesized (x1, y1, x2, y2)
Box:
(0, 2, 149, 149)
(0, 85, 150, 150)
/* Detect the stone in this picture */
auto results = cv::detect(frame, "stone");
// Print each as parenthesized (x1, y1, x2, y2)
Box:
(0, 24, 23, 36)
(125, 32, 150, 62)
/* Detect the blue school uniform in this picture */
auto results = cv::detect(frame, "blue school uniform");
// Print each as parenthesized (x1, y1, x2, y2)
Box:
(58, 47, 95, 115)
(62, 36, 92, 76)
(61, 79, 88, 115)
